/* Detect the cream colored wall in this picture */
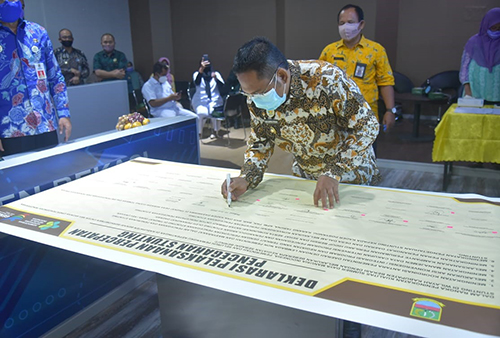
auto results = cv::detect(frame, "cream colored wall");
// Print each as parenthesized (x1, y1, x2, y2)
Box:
(30, 1, 498, 88)
(166, 0, 377, 81)
(283, 0, 377, 60)
(396, 0, 497, 86)
(142, 0, 498, 87)
(150, 0, 175, 71)
(26, 0, 134, 72)
(169, 0, 278, 82)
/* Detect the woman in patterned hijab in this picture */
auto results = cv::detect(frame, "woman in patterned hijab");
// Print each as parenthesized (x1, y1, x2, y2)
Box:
(460, 8, 500, 103)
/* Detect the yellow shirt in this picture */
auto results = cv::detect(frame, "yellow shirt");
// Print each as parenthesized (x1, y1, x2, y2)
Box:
(319, 35, 394, 118)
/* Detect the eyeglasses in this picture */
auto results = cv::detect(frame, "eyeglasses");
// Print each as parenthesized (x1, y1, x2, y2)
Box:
(239, 73, 277, 98)
(238, 62, 286, 98)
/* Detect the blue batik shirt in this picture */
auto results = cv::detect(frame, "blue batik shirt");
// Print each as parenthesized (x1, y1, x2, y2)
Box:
(0, 20, 69, 139)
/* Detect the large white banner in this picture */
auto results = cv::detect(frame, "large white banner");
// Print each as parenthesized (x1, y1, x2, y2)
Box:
(1, 158, 498, 337)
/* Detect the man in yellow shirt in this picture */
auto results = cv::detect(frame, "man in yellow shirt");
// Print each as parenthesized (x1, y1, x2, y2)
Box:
(319, 4, 396, 132)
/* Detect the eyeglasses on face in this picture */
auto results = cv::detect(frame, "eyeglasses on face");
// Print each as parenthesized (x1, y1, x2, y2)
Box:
(238, 61, 286, 98)
(239, 72, 277, 98)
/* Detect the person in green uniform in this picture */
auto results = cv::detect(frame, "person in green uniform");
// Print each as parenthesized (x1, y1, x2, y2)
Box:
(93, 33, 128, 82)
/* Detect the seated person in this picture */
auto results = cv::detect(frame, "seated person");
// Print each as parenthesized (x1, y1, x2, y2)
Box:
(221, 69, 247, 129)
(93, 33, 127, 82)
(142, 62, 198, 124)
(126, 61, 144, 112)
(460, 7, 500, 103)
(126, 62, 144, 92)
(192, 55, 225, 139)
(158, 57, 177, 92)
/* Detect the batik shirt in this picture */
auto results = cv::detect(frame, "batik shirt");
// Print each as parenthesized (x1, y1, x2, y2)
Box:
(319, 35, 394, 118)
(54, 46, 89, 86)
(0, 20, 69, 139)
(241, 60, 380, 189)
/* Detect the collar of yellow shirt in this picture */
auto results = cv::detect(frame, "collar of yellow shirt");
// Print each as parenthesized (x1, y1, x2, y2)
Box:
(336, 34, 369, 49)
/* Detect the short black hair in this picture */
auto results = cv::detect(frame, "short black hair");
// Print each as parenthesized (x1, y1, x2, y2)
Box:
(153, 62, 168, 75)
(101, 33, 115, 42)
(337, 4, 364, 23)
(59, 28, 72, 37)
(232, 37, 288, 80)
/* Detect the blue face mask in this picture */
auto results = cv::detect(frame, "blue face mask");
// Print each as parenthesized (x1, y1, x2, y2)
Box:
(487, 29, 500, 39)
(0, 1, 23, 23)
(251, 75, 287, 112)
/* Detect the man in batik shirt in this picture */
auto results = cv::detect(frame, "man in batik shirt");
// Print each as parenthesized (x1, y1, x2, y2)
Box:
(221, 37, 380, 209)
(54, 28, 89, 86)
(319, 4, 396, 131)
(0, 0, 71, 157)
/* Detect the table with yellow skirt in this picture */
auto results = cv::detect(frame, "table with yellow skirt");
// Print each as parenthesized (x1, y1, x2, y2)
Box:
(432, 104, 500, 190)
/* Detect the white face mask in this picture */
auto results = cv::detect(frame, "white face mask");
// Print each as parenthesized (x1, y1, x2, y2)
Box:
(158, 76, 167, 84)
(251, 75, 287, 112)
(487, 29, 500, 39)
(339, 22, 361, 41)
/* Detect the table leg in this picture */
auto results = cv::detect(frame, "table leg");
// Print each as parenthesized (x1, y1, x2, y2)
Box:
(442, 162, 453, 191)
(400, 102, 433, 142)
(156, 274, 338, 338)
(413, 103, 421, 138)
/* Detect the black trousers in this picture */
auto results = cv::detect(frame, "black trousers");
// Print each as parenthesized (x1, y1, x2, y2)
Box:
(1, 131, 58, 157)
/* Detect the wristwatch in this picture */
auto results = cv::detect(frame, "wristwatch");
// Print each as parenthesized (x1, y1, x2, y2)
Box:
(386, 107, 397, 114)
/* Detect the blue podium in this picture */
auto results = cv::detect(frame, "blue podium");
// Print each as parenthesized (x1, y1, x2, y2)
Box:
(0, 116, 199, 337)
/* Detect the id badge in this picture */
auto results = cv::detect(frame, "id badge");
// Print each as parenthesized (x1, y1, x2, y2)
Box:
(34, 63, 47, 80)
(354, 62, 367, 79)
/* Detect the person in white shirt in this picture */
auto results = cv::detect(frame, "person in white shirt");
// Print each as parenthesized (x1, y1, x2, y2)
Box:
(142, 62, 198, 124)
(192, 55, 225, 139)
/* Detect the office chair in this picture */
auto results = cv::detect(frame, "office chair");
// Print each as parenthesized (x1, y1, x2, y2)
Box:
(175, 81, 191, 109)
(421, 70, 460, 121)
(187, 83, 247, 145)
(421, 70, 461, 99)
(224, 93, 247, 137)
(132, 89, 151, 118)
(393, 71, 414, 93)
(377, 71, 412, 121)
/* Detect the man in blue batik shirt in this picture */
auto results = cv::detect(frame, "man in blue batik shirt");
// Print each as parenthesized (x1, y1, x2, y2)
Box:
(0, 0, 71, 157)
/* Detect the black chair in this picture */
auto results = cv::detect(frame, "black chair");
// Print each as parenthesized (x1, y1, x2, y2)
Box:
(457, 83, 465, 99)
(391, 71, 415, 121)
(393, 71, 414, 93)
(187, 83, 247, 145)
(223, 93, 247, 141)
(132, 89, 151, 118)
(175, 81, 191, 110)
(186, 82, 225, 141)
(421, 70, 461, 121)
(421, 70, 461, 103)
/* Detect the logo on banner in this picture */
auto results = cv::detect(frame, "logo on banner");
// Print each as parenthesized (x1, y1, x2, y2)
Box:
(39, 221, 60, 231)
(0, 207, 72, 237)
(410, 298, 445, 321)
(2, 213, 29, 221)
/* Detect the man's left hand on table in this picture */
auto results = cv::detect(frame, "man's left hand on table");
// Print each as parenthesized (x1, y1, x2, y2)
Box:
(314, 175, 340, 209)
(58, 117, 72, 142)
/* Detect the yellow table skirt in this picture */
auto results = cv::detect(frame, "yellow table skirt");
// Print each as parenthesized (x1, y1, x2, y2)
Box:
(432, 104, 500, 163)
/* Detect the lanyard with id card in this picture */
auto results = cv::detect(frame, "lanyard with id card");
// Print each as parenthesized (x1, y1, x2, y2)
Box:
(34, 63, 47, 80)
(354, 62, 367, 79)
